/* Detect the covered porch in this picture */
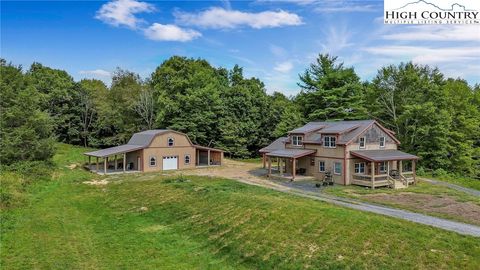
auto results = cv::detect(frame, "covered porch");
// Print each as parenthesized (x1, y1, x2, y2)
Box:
(266, 149, 316, 181)
(350, 150, 419, 189)
(84, 145, 143, 175)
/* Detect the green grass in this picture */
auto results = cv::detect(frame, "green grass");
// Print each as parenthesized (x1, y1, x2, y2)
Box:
(323, 181, 480, 225)
(233, 157, 262, 164)
(421, 173, 480, 191)
(2, 144, 480, 269)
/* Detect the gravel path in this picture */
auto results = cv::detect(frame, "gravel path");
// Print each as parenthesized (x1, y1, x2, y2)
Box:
(179, 160, 480, 237)
(420, 177, 480, 197)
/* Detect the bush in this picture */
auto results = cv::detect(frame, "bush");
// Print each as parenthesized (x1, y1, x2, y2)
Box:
(416, 167, 426, 176)
(432, 168, 448, 177)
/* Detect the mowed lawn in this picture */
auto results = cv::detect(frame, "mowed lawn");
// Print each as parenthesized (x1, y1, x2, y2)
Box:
(1, 145, 480, 269)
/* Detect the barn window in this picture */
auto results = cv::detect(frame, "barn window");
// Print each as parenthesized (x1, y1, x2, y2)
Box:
(149, 156, 157, 167)
(168, 137, 174, 147)
(185, 155, 191, 165)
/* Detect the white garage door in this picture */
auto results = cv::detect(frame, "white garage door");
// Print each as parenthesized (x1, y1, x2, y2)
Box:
(162, 156, 178, 170)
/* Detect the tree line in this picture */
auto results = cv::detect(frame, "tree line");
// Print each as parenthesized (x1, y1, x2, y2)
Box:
(1, 55, 479, 178)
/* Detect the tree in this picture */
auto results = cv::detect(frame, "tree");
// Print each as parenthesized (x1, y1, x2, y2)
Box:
(296, 54, 366, 121)
(0, 60, 55, 165)
(133, 86, 157, 130)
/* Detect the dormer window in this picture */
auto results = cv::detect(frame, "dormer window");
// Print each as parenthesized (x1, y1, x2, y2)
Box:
(324, 136, 336, 148)
(168, 137, 174, 147)
(292, 135, 303, 146)
(380, 137, 385, 148)
(359, 137, 366, 149)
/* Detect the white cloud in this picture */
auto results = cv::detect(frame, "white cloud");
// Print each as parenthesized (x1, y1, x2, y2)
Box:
(362, 45, 480, 64)
(319, 24, 354, 54)
(174, 7, 303, 29)
(382, 25, 480, 42)
(270, 44, 287, 57)
(95, 0, 155, 29)
(144, 23, 201, 42)
(315, 5, 378, 13)
(274, 61, 293, 73)
(79, 69, 112, 77)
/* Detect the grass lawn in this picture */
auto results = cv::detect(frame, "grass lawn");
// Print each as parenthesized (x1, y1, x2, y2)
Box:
(2, 144, 480, 269)
(420, 173, 480, 191)
(323, 180, 480, 226)
(233, 157, 263, 164)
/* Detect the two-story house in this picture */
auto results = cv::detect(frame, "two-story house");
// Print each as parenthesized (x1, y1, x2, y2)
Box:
(260, 120, 418, 189)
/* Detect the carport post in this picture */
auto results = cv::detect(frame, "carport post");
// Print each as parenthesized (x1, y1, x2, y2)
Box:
(96, 157, 99, 172)
(104, 157, 107, 174)
(267, 156, 272, 177)
(123, 153, 126, 172)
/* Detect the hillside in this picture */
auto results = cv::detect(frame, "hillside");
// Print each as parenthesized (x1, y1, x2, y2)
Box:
(1, 144, 479, 269)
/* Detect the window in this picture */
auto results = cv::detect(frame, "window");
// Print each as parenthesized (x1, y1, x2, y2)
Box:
(380, 137, 385, 148)
(379, 161, 387, 173)
(359, 137, 366, 149)
(319, 161, 325, 172)
(324, 136, 336, 148)
(292, 135, 303, 146)
(149, 156, 157, 167)
(184, 155, 191, 165)
(168, 137, 174, 147)
(334, 162, 342, 175)
(354, 162, 365, 174)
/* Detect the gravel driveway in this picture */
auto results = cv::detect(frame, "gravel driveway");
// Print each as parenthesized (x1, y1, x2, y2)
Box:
(176, 159, 480, 237)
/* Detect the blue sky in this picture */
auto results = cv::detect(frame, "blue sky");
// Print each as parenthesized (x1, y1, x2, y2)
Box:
(1, 0, 479, 95)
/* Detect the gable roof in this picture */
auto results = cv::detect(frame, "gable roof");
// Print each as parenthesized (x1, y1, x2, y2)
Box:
(290, 120, 400, 145)
(127, 129, 170, 146)
(259, 137, 288, 153)
(351, 150, 418, 162)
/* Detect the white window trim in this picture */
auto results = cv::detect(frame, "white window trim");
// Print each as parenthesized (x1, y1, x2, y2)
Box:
(359, 137, 366, 149)
(149, 156, 157, 167)
(380, 137, 386, 148)
(333, 162, 342, 175)
(379, 161, 387, 173)
(324, 136, 337, 148)
(318, 161, 325, 172)
(168, 137, 174, 147)
(184, 154, 191, 165)
(354, 162, 365, 174)
(292, 135, 303, 146)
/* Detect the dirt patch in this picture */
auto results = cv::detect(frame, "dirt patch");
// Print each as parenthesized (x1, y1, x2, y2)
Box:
(83, 179, 109, 186)
(66, 163, 78, 170)
(363, 193, 480, 225)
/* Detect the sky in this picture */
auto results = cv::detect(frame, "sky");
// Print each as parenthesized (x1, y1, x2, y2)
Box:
(1, 0, 479, 96)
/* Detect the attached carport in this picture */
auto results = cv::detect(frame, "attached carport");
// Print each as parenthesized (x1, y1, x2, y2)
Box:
(266, 149, 316, 181)
(84, 145, 144, 174)
(194, 145, 224, 166)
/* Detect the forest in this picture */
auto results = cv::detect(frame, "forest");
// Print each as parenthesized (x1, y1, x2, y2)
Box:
(1, 55, 479, 178)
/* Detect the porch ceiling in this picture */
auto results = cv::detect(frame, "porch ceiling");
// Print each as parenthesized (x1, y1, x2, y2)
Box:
(266, 149, 316, 158)
(351, 150, 419, 162)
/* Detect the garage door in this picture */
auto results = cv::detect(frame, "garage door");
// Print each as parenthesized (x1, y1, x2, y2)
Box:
(162, 156, 178, 170)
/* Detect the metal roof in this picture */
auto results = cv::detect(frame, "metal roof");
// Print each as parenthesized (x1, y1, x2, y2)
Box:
(127, 129, 169, 146)
(266, 149, 316, 158)
(194, 145, 224, 152)
(288, 122, 325, 134)
(259, 137, 287, 153)
(84, 145, 144, 158)
(351, 150, 419, 162)
(319, 123, 360, 134)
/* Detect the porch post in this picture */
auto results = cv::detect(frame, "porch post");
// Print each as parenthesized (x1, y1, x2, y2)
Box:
(96, 157, 99, 172)
(292, 158, 296, 181)
(280, 158, 283, 175)
(123, 153, 126, 172)
(412, 159, 416, 184)
(268, 156, 272, 177)
(207, 150, 211, 166)
(262, 153, 266, 168)
(114, 155, 117, 170)
(371, 162, 375, 189)
(104, 157, 107, 174)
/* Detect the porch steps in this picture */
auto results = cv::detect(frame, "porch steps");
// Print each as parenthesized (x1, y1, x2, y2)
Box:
(394, 180, 407, 189)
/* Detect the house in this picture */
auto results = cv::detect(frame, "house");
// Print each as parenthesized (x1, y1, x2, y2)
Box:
(84, 130, 223, 174)
(260, 120, 418, 189)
